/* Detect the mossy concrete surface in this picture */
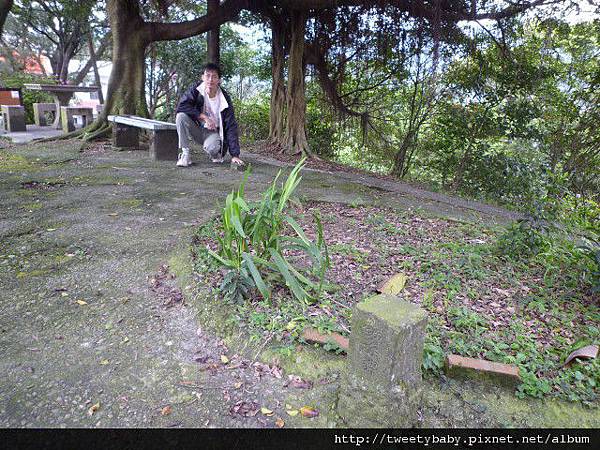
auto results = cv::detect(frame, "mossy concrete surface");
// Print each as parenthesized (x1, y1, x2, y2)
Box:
(338, 295, 427, 427)
(0, 141, 596, 428)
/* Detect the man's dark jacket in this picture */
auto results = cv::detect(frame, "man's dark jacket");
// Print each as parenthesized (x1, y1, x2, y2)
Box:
(175, 82, 241, 157)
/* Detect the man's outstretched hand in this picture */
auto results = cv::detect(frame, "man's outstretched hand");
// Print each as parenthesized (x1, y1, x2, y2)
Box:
(231, 157, 245, 166)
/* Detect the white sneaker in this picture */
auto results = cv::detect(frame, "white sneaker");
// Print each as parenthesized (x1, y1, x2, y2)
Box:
(177, 149, 192, 167)
(211, 156, 224, 163)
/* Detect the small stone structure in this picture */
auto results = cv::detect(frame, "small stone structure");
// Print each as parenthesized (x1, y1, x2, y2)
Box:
(107, 115, 178, 161)
(60, 106, 94, 133)
(446, 354, 521, 388)
(337, 294, 428, 428)
(1, 105, 26, 132)
(33, 103, 57, 126)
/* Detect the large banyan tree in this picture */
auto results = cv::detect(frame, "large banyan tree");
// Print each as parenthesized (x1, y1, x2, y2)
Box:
(93, 0, 564, 151)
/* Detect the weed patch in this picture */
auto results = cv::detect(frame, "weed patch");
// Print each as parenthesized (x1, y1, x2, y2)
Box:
(193, 197, 599, 405)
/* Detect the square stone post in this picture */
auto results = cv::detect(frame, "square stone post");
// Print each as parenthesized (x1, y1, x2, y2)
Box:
(33, 103, 57, 126)
(61, 107, 93, 132)
(1, 105, 26, 132)
(60, 106, 75, 132)
(337, 294, 428, 428)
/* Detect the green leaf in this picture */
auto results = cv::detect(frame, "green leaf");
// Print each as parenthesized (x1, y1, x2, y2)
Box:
(287, 263, 317, 289)
(285, 216, 311, 246)
(269, 248, 308, 302)
(208, 249, 238, 269)
(234, 196, 250, 212)
(231, 214, 247, 238)
(242, 252, 270, 300)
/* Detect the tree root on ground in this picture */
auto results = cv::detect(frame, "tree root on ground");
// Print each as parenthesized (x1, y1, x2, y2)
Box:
(32, 120, 110, 145)
(79, 124, 111, 151)
(33, 128, 87, 143)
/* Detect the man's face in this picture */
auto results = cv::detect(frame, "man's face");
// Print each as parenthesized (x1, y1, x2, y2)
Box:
(202, 69, 220, 90)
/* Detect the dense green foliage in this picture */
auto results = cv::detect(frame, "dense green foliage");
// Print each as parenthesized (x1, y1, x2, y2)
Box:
(204, 160, 329, 305)
(238, 19, 599, 214)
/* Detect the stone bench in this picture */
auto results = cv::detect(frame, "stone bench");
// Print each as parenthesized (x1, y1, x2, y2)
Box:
(337, 294, 428, 427)
(107, 115, 178, 161)
(1, 105, 26, 132)
(33, 103, 57, 126)
(60, 106, 94, 133)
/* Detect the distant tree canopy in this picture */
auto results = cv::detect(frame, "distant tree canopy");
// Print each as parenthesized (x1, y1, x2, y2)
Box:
(1, 0, 109, 86)
(95, 0, 571, 152)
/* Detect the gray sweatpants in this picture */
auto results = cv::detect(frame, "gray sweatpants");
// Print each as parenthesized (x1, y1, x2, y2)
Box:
(175, 112, 222, 158)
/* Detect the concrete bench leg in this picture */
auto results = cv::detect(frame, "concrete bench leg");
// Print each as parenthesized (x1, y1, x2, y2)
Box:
(60, 107, 75, 132)
(61, 107, 94, 132)
(150, 129, 178, 161)
(33, 103, 56, 126)
(1, 105, 26, 132)
(112, 123, 139, 148)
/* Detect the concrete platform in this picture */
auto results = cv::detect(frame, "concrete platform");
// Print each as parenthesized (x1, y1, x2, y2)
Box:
(0, 124, 63, 143)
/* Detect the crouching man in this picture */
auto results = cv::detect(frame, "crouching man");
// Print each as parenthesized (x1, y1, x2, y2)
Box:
(175, 63, 244, 167)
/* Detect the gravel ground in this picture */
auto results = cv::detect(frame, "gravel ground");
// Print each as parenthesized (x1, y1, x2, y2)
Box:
(3, 139, 588, 429)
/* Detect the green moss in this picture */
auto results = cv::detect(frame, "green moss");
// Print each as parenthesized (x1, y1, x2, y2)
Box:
(0, 152, 36, 172)
(116, 198, 143, 209)
(22, 202, 43, 210)
(16, 269, 51, 279)
(262, 345, 346, 382)
(54, 254, 73, 265)
(358, 294, 427, 328)
(16, 189, 41, 197)
(422, 378, 600, 427)
(71, 175, 132, 186)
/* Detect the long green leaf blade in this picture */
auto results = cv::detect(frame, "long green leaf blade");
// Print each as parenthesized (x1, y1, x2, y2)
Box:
(269, 248, 308, 302)
(242, 252, 270, 300)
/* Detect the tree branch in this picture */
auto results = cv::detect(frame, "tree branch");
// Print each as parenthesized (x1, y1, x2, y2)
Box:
(148, 0, 248, 42)
(0, 0, 13, 38)
(71, 32, 111, 86)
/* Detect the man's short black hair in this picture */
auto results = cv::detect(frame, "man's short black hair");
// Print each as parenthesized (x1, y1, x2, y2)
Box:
(202, 63, 221, 78)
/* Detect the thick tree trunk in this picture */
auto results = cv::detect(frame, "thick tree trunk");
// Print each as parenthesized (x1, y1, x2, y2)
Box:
(59, 51, 70, 82)
(207, 0, 220, 65)
(390, 130, 415, 178)
(49, 53, 62, 80)
(451, 144, 472, 191)
(269, 15, 286, 144)
(283, 11, 310, 156)
(0, 0, 13, 39)
(102, 0, 149, 120)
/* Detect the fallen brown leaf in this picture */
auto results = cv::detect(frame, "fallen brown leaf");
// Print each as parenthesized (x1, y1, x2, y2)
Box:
(299, 406, 319, 418)
(563, 345, 598, 367)
(87, 402, 100, 416)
